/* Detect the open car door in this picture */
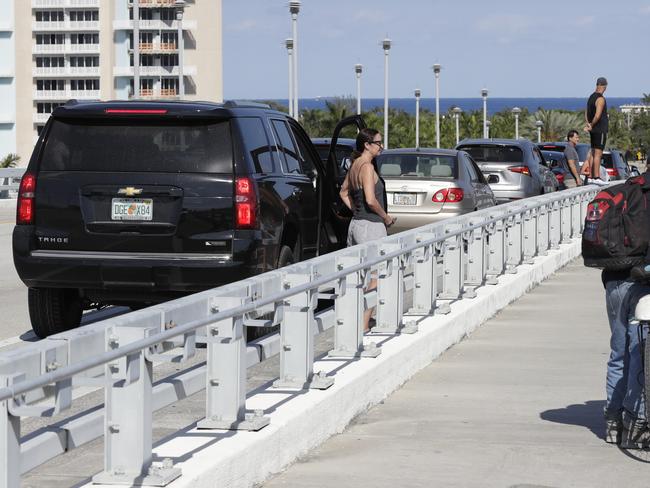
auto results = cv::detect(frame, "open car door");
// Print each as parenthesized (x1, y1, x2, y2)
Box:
(319, 115, 367, 252)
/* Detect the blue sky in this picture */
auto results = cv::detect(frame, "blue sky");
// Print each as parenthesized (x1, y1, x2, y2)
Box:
(223, 0, 650, 100)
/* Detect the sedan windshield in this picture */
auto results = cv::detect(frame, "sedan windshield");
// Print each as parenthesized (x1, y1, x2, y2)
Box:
(458, 145, 523, 164)
(376, 154, 457, 179)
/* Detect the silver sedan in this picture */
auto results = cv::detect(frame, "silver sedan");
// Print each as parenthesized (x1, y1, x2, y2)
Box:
(376, 148, 496, 235)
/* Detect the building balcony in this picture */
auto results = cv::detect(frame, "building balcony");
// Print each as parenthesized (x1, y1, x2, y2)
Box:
(33, 89, 99, 100)
(113, 64, 196, 77)
(32, 20, 100, 31)
(33, 113, 51, 124)
(69, 89, 100, 99)
(131, 0, 177, 8)
(113, 19, 197, 31)
(130, 88, 178, 99)
(136, 42, 178, 53)
(32, 0, 100, 7)
(0, 115, 15, 124)
(0, 22, 12, 32)
(33, 43, 99, 54)
(33, 66, 100, 77)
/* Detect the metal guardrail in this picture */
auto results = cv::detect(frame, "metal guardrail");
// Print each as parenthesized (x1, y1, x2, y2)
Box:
(0, 168, 25, 195)
(0, 186, 600, 487)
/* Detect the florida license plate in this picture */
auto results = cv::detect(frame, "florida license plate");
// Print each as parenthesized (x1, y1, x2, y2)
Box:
(111, 198, 153, 221)
(393, 193, 417, 205)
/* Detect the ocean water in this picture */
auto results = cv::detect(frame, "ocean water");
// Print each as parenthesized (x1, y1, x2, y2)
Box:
(263, 97, 642, 116)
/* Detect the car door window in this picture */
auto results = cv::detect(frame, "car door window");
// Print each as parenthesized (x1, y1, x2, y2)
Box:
(271, 119, 302, 174)
(288, 121, 319, 177)
(237, 117, 275, 174)
(463, 155, 479, 182)
(467, 156, 488, 184)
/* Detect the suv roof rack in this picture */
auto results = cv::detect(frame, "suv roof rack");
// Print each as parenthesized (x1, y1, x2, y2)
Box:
(223, 100, 271, 109)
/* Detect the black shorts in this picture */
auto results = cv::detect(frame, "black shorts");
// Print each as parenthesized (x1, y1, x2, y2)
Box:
(590, 131, 607, 150)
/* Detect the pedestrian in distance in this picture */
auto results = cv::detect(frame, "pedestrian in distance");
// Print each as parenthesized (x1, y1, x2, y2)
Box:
(563, 130, 583, 188)
(584, 77, 609, 184)
(339, 128, 396, 332)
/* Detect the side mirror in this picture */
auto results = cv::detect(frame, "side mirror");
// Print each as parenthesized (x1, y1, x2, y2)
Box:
(487, 174, 499, 184)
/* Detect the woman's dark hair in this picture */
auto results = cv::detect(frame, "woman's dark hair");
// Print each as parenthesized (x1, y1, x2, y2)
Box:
(567, 129, 579, 141)
(350, 128, 380, 161)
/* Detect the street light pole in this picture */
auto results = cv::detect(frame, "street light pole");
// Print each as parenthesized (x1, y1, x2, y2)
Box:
(453, 106, 462, 145)
(289, 1, 301, 118)
(512, 106, 521, 139)
(285, 39, 294, 117)
(175, 0, 186, 98)
(433, 64, 441, 148)
(133, 0, 139, 98)
(355, 64, 362, 115)
(481, 88, 488, 138)
(486, 119, 491, 138)
(535, 120, 543, 143)
(415, 89, 421, 148)
(382, 37, 391, 149)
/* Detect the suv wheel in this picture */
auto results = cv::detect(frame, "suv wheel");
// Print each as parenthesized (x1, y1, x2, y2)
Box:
(28, 288, 83, 338)
(247, 242, 298, 342)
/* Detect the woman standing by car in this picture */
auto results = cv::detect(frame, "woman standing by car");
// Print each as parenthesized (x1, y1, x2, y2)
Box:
(339, 128, 395, 332)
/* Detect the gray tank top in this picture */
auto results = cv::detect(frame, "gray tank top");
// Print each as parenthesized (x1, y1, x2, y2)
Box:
(351, 172, 386, 223)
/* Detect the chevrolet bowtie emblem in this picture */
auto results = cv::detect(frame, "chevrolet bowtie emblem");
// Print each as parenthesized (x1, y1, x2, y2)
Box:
(118, 187, 143, 197)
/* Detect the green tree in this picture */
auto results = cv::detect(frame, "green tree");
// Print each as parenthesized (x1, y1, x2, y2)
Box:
(0, 153, 19, 168)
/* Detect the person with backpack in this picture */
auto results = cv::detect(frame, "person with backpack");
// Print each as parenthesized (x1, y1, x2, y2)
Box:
(583, 173, 650, 447)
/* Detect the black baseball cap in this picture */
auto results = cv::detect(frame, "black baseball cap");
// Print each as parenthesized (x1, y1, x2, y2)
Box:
(596, 77, 608, 86)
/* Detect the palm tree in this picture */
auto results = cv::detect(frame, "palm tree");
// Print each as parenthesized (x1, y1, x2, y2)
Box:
(0, 153, 19, 168)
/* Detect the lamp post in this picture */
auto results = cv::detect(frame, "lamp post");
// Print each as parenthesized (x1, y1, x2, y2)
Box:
(512, 106, 521, 139)
(133, 0, 140, 98)
(175, 0, 186, 98)
(481, 88, 488, 138)
(453, 106, 462, 145)
(486, 119, 491, 138)
(433, 63, 441, 148)
(355, 64, 362, 115)
(415, 88, 421, 148)
(535, 120, 544, 143)
(285, 39, 294, 117)
(382, 37, 391, 148)
(289, 1, 301, 117)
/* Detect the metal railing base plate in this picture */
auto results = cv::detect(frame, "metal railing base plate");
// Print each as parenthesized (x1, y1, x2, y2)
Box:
(196, 415, 270, 432)
(435, 302, 452, 315)
(328, 342, 381, 359)
(273, 373, 334, 391)
(91, 466, 181, 487)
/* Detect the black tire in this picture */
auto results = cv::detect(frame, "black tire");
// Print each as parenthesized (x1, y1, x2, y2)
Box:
(28, 288, 83, 338)
(247, 244, 296, 341)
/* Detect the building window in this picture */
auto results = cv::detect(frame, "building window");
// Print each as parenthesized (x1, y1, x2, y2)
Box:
(70, 79, 100, 91)
(69, 10, 99, 22)
(36, 80, 65, 91)
(35, 11, 64, 22)
(36, 57, 65, 68)
(37, 102, 63, 114)
(160, 9, 175, 21)
(70, 56, 99, 67)
(71, 33, 99, 45)
(160, 54, 178, 67)
(129, 8, 153, 20)
(161, 32, 178, 48)
(36, 34, 65, 45)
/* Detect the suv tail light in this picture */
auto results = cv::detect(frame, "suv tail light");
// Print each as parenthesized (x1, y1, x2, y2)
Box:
(508, 165, 531, 176)
(432, 188, 464, 203)
(17, 172, 36, 225)
(606, 167, 619, 178)
(235, 177, 257, 229)
(556, 173, 565, 184)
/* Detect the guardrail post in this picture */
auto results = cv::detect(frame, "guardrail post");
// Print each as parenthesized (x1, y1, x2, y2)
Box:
(198, 297, 270, 431)
(537, 204, 550, 256)
(274, 272, 334, 389)
(522, 207, 537, 264)
(0, 377, 19, 488)
(438, 225, 464, 307)
(93, 325, 181, 486)
(486, 217, 505, 285)
(571, 195, 582, 238)
(505, 210, 523, 274)
(560, 197, 572, 244)
(410, 233, 439, 313)
(374, 243, 415, 333)
(464, 220, 486, 298)
(580, 193, 589, 232)
(549, 200, 561, 250)
(329, 255, 381, 358)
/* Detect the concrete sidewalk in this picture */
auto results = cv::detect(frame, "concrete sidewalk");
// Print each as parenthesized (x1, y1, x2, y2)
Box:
(263, 259, 650, 488)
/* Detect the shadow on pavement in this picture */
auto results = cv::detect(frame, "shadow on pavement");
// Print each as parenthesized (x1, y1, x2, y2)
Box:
(540, 400, 606, 440)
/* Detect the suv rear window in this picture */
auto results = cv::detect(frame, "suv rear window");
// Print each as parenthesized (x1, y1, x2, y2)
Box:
(458, 145, 523, 163)
(377, 154, 457, 178)
(41, 118, 233, 173)
(601, 153, 614, 168)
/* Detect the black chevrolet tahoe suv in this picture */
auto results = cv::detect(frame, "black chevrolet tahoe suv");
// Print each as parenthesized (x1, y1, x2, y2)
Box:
(13, 100, 363, 337)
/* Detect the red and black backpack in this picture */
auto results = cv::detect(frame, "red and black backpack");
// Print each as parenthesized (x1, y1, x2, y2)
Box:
(582, 174, 650, 270)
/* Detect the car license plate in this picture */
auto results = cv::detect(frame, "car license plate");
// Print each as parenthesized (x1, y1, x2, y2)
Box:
(393, 193, 417, 205)
(111, 198, 153, 221)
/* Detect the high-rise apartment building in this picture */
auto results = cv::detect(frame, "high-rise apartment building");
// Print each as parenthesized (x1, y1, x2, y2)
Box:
(2, 0, 222, 164)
